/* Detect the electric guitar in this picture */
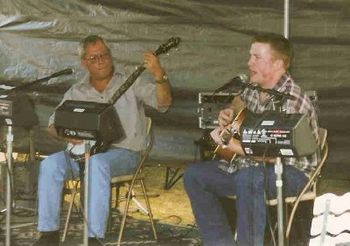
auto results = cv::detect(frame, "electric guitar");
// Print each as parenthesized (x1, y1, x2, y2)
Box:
(210, 108, 246, 163)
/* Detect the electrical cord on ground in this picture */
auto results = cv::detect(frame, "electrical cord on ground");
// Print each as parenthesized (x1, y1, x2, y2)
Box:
(147, 215, 200, 244)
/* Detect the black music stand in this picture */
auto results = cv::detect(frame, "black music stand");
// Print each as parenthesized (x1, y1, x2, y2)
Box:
(55, 101, 125, 245)
(0, 125, 37, 246)
(241, 112, 317, 245)
(0, 69, 72, 246)
(0, 101, 38, 246)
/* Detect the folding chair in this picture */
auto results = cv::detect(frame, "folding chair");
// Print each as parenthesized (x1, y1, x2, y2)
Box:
(266, 127, 329, 240)
(109, 116, 157, 245)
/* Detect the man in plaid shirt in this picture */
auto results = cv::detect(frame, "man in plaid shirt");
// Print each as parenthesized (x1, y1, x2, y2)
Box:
(184, 33, 319, 246)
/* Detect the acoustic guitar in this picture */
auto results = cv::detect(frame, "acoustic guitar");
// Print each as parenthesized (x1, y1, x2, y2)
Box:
(210, 108, 246, 163)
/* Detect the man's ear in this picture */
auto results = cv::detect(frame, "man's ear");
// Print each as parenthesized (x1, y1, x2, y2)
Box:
(273, 58, 284, 71)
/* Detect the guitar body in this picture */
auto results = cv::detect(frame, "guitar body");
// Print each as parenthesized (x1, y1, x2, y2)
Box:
(211, 108, 246, 163)
(213, 145, 238, 163)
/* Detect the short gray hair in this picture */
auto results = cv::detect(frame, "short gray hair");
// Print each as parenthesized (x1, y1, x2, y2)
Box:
(78, 35, 111, 59)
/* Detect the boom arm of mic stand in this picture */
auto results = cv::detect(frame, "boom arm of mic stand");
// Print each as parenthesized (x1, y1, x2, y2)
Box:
(8, 74, 58, 94)
(244, 83, 295, 100)
(5, 69, 73, 95)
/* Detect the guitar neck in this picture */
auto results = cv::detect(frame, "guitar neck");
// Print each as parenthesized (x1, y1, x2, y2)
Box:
(108, 66, 145, 105)
(107, 37, 180, 105)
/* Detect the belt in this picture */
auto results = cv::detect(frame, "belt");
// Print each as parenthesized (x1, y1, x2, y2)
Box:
(217, 158, 261, 174)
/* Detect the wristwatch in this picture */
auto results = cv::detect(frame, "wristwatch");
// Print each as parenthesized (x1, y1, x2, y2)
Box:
(156, 74, 168, 84)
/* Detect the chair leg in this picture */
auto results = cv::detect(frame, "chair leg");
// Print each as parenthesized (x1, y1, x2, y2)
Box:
(108, 185, 121, 232)
(61, 183, 78, 242)
(117, 184, 134, 246)
(140, 179, 157, 241)
(107, 186, 115, 232)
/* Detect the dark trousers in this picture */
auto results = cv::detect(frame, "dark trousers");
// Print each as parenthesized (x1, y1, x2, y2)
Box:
(183, 161, 308, 246)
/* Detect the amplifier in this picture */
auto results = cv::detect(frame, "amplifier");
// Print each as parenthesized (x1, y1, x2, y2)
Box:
(0, 94, 38, 128)
(54, 100, 125, 143)
(198, 92, 234, 129)
(240, 111, 317, 157)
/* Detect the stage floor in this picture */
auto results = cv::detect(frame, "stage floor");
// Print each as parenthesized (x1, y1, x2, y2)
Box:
(0, 161, 200, 245)
(1, 159, 349, 245)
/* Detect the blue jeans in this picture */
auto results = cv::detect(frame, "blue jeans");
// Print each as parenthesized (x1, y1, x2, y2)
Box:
(183, 160, 308, 246)
(37, 148, 139, 238)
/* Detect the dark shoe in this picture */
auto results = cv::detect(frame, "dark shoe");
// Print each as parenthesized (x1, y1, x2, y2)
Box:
(88, 237, 103, 245)
(33, 231, 60, 246)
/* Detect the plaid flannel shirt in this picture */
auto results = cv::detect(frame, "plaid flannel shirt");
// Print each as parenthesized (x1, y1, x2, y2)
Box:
(235, 73, 319, 176)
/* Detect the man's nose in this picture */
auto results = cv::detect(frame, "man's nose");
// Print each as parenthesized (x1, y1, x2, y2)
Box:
(97, 56, 104, 64)
(247, 57, 253, 67)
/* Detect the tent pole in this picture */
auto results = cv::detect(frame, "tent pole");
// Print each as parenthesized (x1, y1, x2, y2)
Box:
(284, 0, 290, 38)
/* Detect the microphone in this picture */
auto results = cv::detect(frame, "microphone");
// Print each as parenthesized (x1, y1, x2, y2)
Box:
(214, 74, 249, 93)
(50, 68, 74, 78)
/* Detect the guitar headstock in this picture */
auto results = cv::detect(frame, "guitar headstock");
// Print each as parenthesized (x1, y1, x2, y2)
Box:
(154, 37, 181, 56)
